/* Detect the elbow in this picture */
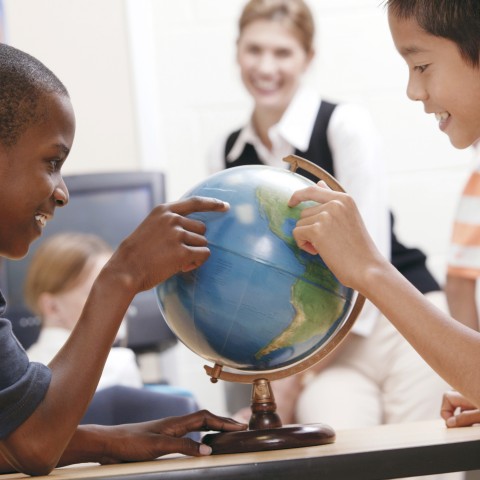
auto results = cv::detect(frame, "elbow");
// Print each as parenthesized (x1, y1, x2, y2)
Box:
(1, 433, 62, 476)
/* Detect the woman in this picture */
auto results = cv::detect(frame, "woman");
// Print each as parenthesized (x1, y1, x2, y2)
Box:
(209, 0, 450, 438)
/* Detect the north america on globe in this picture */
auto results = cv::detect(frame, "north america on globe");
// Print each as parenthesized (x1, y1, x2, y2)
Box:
(254, 185, 345, 359)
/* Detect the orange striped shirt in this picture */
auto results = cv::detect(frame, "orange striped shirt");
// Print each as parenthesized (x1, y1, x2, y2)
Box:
(447, 168, 480, 279)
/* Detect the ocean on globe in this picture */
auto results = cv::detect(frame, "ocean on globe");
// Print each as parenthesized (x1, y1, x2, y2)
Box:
(156, 165, 355, 372)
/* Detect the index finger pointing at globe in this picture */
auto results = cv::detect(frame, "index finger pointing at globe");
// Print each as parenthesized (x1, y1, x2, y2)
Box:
(288, 183, 341, 209)
(170, 196, 230, 217)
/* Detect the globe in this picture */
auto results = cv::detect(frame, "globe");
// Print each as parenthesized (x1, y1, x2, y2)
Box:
(156, 163, 359, 377)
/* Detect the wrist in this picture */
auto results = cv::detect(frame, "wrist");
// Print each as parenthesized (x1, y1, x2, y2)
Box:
(92, 267, 137, 308)
(58, 426, 107, 466)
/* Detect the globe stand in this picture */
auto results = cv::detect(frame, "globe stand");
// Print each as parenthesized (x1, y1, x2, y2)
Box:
(202, 377, 335, 454)
(158, 155, 365, 454)
(200, 156, 367, 454)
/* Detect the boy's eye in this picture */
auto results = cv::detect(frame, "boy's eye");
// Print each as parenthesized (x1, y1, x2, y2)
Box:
(49, 159, 61, 171)
(414, 64, 429, 73)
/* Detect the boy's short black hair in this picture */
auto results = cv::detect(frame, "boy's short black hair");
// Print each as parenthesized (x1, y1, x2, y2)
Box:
(0, 43, 69, 148)
(386, 0, 480, 67)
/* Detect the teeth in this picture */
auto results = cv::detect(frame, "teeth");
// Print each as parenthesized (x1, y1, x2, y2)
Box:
(35, 214, 47, 227)
(435, 112, 450, 122)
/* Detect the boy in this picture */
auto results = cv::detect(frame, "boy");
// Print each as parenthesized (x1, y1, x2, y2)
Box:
(0, 43, 245, 475)
(288, 0, 480, 429)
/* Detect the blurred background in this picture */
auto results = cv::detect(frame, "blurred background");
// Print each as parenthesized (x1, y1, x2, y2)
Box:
(2, 0, 475, 415)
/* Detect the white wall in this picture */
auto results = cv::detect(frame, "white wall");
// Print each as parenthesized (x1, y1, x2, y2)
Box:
(145, 0, 474, 284)
(4, 0, 472, 278)
(3, 0, 139, 174)
(3, 0, 475, 414)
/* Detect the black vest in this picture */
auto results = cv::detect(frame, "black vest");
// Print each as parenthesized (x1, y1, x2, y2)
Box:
(224, 101, 440, 294)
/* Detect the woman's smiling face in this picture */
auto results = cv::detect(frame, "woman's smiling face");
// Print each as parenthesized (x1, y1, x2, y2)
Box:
(236, 19, 313, 116)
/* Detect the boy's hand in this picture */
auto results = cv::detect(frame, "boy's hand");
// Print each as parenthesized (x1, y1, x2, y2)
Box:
(441, 390, 480, 428)
(89, 410, 247, 464)
(106, 196, 229, 294)
(288, 183, 384, 291)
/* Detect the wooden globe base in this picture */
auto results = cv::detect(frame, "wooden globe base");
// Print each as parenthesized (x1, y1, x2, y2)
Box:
(202, 378, 335, 454)
(202, 423, 335, 455)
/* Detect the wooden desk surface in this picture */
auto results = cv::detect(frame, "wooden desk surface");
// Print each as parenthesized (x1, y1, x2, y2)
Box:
(2, 420, 480, 480)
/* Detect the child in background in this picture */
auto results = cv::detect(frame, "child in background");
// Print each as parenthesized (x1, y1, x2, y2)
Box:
(25, 232, 143, 391)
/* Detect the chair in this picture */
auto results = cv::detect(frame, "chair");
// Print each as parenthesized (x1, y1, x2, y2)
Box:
(80, 385, 201, 440)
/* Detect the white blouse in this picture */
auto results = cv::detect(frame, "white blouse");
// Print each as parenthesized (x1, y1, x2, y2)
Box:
(208, 86, 391, 337)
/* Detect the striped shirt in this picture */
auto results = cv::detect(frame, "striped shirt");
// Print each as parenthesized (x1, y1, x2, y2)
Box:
(448, 155, 480, 279)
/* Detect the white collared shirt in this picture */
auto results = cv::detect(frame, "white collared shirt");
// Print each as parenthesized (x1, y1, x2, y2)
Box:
(208, 86, 391, 337)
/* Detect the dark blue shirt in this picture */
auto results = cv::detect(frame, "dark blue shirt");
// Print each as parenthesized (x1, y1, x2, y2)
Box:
(0, 291, 51, 438)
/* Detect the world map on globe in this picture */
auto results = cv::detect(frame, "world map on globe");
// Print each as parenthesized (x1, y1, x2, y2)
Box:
(156, 165, 355, 372)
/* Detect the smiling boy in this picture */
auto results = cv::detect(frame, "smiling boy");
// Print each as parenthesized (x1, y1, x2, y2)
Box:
(288, 0, 480, 428)
(0, 43, 245, 476)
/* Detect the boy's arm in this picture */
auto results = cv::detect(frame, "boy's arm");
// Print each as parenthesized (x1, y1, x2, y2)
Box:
(445, 274, 479, 331)
(0, 197, 231, 475)
(0, 412, 246, 474)
(288, 185, 480, 409)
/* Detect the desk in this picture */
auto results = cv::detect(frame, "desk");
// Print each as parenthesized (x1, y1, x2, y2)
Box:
(1, 420, 480, 480)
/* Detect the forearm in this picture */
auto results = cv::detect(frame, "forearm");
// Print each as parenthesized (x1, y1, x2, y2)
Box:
(55, 426, 106, 467)
(2, 270, 136, 473)
(445, 275, 479, 330)
(364, 261, 480, 405)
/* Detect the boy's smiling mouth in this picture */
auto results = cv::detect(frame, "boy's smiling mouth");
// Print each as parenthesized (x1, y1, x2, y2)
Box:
(35, 214, 47, 227)
(435, 111, 450, 122)
(435, 111, 451, 131)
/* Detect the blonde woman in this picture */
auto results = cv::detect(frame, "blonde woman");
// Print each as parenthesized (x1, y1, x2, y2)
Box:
(210, 0, 451, 442)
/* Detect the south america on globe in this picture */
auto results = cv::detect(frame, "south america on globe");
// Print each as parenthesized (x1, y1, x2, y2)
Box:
(156, 165, 355, 373)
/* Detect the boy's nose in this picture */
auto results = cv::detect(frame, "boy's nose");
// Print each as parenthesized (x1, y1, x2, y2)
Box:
(54, 180, 69, 207)
(406, 77, 427, 102)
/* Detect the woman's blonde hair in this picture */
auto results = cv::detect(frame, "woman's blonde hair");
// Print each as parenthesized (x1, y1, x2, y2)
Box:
(238, 0, 315, 53)
(24, 232, 112, 315)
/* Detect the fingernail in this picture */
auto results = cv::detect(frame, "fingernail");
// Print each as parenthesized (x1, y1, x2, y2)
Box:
(446, 417, 456, 427)
(199, 444, 212, 455)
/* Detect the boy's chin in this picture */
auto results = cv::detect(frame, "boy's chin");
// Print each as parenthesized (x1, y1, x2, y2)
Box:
(4, 242, 32, 260)
(448, 133, 478, 150)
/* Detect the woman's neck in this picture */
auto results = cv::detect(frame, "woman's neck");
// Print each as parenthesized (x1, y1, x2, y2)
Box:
(252, 107, 285, 151)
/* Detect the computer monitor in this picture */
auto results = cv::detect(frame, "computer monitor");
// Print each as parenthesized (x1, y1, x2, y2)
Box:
(0, 170, 177, 352)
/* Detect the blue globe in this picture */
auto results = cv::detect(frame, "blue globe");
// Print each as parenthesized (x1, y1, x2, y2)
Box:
(156, 165, 355, 372)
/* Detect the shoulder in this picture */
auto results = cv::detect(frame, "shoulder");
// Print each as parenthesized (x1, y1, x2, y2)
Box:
(330, 102, 375, 125)
(207, 126, 244, 175)
(0, 317, 23, 353)
(0, 318, 52, 438)
(327, 102, 379, 141)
